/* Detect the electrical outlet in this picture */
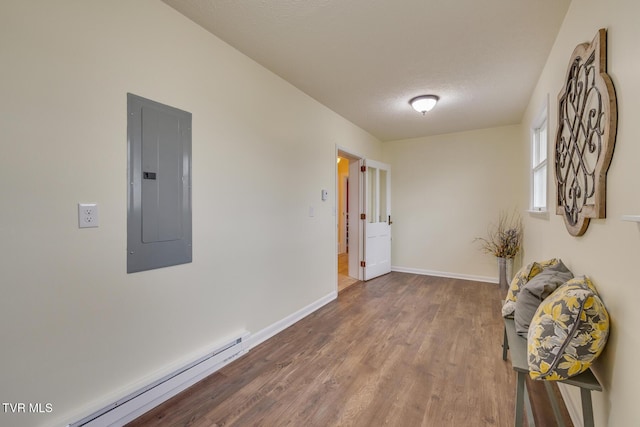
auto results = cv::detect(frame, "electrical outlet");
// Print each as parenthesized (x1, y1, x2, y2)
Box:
(78, 203, 99, 228)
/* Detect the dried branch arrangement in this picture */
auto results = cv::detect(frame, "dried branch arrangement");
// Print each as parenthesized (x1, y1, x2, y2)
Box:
(474, 211, 523, 259)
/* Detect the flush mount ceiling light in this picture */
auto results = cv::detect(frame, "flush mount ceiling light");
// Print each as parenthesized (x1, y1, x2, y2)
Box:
(409, 95, 439, 115)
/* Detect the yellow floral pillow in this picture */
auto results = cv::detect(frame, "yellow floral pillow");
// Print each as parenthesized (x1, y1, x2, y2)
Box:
(527, 276, 609, 380)
(502, 258, 559, 318)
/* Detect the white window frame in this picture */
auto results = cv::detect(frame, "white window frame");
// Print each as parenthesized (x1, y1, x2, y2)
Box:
(530, 98, 548, 213)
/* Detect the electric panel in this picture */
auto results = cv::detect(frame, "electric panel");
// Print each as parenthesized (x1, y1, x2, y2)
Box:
(127, 93, 192, 273)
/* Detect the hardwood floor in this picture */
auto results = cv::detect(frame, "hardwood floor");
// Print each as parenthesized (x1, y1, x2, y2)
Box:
(127, 273, 569, 426)
(337, 252, 359, 293)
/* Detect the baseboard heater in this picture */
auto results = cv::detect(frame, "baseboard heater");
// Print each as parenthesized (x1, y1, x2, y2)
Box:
(69, 331, 249, 427)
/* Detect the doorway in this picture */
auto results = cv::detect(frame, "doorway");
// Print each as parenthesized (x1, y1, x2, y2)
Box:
(337, 149, 361, 292)
(336, 148, 392, 291)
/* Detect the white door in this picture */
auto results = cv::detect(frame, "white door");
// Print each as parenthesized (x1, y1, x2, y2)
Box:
(348, 159, 361, 280)
(363, 159, 391, 280)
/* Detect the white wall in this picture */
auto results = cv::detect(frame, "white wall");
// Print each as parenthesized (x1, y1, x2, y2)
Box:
(520, 0, 640, 425)
(0, 2, 381, 426)
(382, 125, 524, 281)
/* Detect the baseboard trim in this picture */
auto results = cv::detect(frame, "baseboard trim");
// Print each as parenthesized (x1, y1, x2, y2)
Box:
(391, 265, 497, 284)
(244, 290, 338, 351)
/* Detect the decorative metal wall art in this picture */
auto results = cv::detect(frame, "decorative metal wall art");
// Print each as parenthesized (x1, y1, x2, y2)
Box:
(555, 29, 617, 236)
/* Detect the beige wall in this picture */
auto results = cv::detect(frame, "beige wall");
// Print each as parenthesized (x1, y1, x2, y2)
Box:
(520, 0, 640, 425)
(0, 1, 381, 426)
(382, 125, 524, 281)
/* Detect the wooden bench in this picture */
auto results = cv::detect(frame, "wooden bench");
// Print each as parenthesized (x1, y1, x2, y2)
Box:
(502, 317, 602, 427)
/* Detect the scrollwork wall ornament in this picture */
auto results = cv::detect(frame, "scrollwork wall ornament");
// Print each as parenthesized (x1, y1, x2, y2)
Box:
(555, 29, 617, 236)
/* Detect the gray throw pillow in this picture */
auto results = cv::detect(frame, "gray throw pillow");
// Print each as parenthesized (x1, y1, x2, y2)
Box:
(514, 260, 574, 337)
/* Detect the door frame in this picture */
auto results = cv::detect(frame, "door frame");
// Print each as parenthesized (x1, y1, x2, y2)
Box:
(336, 146, 364, 282)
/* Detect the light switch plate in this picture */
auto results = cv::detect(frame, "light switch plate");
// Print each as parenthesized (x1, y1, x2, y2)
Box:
(78, 203, 99, 228)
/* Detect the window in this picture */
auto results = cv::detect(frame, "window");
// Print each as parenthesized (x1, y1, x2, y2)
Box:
(531, 103, 548, 212)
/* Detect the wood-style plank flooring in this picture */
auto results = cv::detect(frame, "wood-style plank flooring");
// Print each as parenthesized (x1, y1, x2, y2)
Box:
(338, 252, 359, 293)
(127, 273, 568, 426)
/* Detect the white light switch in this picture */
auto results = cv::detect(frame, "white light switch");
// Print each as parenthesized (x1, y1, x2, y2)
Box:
(78, 203, 99, 228)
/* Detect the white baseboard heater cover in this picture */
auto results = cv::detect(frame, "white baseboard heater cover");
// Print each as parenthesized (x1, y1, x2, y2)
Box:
(69, 331, 249, 427)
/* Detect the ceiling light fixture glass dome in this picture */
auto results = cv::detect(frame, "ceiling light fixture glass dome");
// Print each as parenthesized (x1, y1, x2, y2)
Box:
(409, 95, 439, 115)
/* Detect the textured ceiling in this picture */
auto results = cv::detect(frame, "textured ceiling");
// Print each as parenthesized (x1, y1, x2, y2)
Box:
(162, 0, 571, 142)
